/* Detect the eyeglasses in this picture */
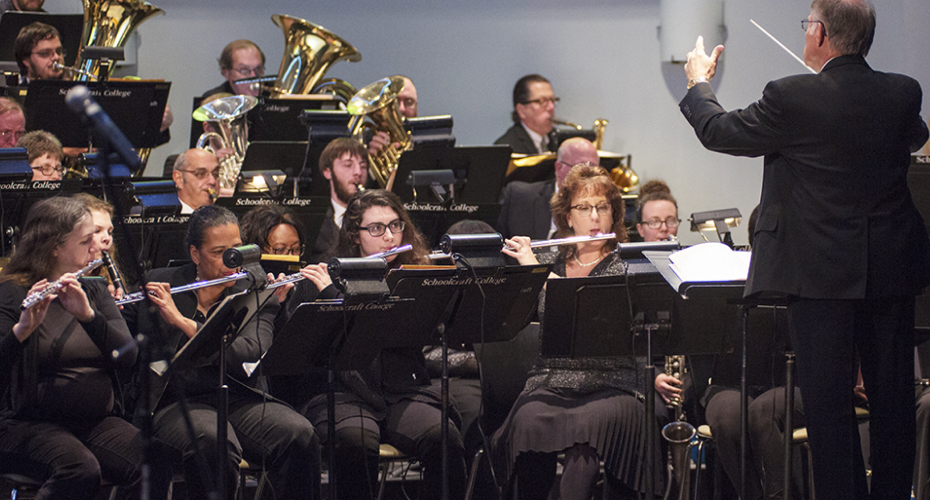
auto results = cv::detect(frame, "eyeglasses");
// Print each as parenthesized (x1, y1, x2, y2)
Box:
(231, 65, 265, 77)
(643, 217, 681, 229)
(32, 164, 62, 176)
(32, 47, 64, 59)
(522, 97, 560, 107)
(571, 203, 611, 216)
(399, 97, 417, 109)
(269, 245, 304, 256)
(0, 129, 26, 141)
(801, 19, 827, 37)
(177, 168, 220, 180)
(361, 219, 405, 237)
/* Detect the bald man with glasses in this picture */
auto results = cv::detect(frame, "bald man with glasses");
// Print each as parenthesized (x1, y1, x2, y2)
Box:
(172, 149, 219, 214)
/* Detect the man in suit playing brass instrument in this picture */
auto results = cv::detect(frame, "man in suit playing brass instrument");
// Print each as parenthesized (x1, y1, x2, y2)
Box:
(494, 74, 558, 155)
(172, 148, 219, 214)
(680, 0, 930, 498)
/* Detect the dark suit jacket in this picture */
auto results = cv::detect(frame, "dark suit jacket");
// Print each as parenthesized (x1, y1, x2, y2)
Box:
(494, 123, 557, 155)
(201, 81, 234, 99)
(497, 179, 555, 240)
(308, 206, 339, 264)
(680, 55, 930, 299)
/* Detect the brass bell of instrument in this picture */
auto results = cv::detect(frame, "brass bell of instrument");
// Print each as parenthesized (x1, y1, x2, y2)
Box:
(269, 14, 361, 98)
(347, 76, 410, 189)
(73, 0, 164, 81)
(193, 95, 258, 191)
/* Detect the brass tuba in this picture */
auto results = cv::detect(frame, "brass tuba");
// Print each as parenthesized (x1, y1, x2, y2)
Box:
(193, 95, 258, 191)
(269, 15, 361, 98)
(347, 76, 410, 188)
(72, 0, 165, 81)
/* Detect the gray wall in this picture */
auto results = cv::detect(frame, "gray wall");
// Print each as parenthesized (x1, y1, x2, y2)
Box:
(47, 0, 930, 246)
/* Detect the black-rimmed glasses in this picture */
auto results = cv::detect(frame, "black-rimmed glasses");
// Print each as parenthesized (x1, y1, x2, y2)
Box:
(571, 203, 611, 216)
(361, 219, 405, 237)
(642, 217, 680, 229)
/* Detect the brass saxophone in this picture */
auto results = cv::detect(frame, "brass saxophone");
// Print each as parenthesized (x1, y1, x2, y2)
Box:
(661, 354, 695, 500)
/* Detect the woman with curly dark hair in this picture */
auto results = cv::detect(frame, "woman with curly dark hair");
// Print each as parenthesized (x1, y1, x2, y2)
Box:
(283, 189, 467, 500)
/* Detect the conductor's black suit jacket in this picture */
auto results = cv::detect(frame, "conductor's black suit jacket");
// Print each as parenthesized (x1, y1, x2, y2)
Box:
(680, 55, 930, 299)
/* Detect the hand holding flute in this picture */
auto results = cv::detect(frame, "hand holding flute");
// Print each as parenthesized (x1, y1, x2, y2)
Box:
(15, 274, 94, 343)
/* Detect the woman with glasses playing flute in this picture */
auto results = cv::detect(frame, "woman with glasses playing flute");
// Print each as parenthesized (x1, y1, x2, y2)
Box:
(0, 197, 171, 500)
(281, 189, 468, 500)
(491, 164, 664, 500)
(121, 205, 321, 500)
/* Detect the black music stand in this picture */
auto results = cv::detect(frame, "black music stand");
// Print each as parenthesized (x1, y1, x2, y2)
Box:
(157, 286, 275, 500)
(0, 178, 81, 255)
(259, 296, 428, 499)
(24, 80, 169, 154)
(643, 249, 754, 499)
(391, 145, 511, 205)
(388, 264, 550, 500)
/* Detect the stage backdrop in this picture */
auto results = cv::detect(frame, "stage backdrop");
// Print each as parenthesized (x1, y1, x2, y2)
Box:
(45, 0, 930, 246)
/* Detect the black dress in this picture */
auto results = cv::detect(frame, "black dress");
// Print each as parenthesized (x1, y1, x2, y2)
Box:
(0, 277, 171, 500)
(491, 251, 664, 494)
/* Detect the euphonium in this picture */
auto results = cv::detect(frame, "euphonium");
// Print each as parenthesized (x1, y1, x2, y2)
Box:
(269, 14, 361, 98)
(347, 76, 410, 188)
(193, 95, 258, 191)
(72, 0, 164, 81)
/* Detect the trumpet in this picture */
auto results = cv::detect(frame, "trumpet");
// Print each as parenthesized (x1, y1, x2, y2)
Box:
(428, 233, 617, 260)
(115, 271, 248, 305)
(22, 259, 104, 309)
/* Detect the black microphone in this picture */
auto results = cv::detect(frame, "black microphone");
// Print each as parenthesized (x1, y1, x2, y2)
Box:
(101, 251, 124, 297)
(64, 85, 142, 170)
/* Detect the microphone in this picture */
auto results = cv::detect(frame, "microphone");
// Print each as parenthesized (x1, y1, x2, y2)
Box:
(101, 251, 124, 297)
(64, 85, 142, 170)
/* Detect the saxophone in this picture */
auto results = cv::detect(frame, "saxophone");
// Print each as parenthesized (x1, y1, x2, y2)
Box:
(661, 354, 695, 500)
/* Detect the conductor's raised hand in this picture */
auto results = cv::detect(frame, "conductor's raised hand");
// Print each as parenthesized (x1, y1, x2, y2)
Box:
(57, 274, 94, 322)
(685, 35, 724, 83)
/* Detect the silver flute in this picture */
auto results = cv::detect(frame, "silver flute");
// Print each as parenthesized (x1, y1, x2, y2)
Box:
(366, 244, 412, 260)
(428, 232, 616, 260)
(115, 271, 249, 305)
(21, 259, 104, 310)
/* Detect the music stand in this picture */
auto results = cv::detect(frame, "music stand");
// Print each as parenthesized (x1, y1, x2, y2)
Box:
(644, 249, 755, 499)
(0, 12, 84, 73)
(391, 145, 511, 205)
(24, 80, 170, 153)
(0, 178, 81, 255)
(158, 287, 275, 500)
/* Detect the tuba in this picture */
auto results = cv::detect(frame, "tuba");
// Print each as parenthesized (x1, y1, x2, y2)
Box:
(193, 95, 258, 191)
(269, 15, 361, 98)
(347, 76, 410, 189)
(72, 0, 165, 81)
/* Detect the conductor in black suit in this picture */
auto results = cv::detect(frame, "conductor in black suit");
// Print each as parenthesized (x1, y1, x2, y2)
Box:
(679, 1, 930, 498)
(494, 74, 559, 154)
(497, 137, 600, 240)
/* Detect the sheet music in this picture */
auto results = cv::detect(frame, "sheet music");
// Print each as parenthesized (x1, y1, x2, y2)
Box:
(669, 242, 751, 282)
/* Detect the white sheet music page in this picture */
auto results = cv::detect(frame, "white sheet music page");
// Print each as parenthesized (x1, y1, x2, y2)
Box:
(668, 242, 751, 282)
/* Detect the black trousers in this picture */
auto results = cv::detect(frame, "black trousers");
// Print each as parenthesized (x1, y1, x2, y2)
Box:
(0, 415, 172, 500)
(305, 391, 467, 500)
(704, 387, 806, 500)
(788, 296, 915, 500)
(153, 392, 321, 500)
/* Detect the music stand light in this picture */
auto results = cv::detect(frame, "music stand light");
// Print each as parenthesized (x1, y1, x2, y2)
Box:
(239, 169, 286, 193)
(0, 148, 34, 182)
(327, 257, 389, 305)
(439, 232, 505, 269)
(690, 208, 742, 247)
